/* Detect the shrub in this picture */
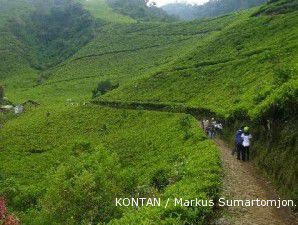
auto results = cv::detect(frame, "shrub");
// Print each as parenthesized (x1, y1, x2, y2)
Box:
(37, 146, 123, 224)
(151, 169, 170, 191)
(71, 140, 93, 156)
(180, 115, 194, 140)
(92, 80, 119, 98)
(274, 66, 295, 85)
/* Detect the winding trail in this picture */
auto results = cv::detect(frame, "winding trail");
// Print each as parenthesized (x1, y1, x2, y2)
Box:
(95, 102, 297, 224)
(214, 139, 297, 225)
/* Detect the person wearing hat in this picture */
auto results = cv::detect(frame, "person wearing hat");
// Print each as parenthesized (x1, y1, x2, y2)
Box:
(241, 126, 252, 161)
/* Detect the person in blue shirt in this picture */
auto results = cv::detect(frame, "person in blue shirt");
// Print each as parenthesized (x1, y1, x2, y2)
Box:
(235, 128, 244, 160)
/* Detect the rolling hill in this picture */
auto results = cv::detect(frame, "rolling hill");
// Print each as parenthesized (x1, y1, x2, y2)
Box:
(0, 0, 297, 224)
(161, 0, 267, 20)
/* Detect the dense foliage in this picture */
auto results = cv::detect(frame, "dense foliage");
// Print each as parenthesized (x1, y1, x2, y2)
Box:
(91, 80, 119, 98)
(0, 0, 95, 90)
(8, 0, 94, 70)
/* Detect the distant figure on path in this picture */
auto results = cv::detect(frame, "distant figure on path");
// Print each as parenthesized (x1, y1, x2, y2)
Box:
(203, 119, 210, 135)
(234, 128, 243, 159)
(209, 118, 217, 139)
(201, 119, 205, 130)
(215, 122, 223, 135)
(241, 126, 252, 161)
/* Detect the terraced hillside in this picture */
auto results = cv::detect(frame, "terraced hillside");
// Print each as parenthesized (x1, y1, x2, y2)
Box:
(7, 13, 241, 105)
(100, 0, 298, 205)
(0, 0, 297, 224)
(0, 1, 224, 224)
(103, 5, 298, 119)
(0, 105, 221, 224)
(79, 0, 136, 23)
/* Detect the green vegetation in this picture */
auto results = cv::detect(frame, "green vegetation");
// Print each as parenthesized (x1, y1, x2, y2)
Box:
(0, 0, 37, 89)
(0, 85, 3, 100)
(92, 80, 119, 98)
(0, 0, 297, 223)
(254, 0, 298, 15)
(98, 0, 297, 205)
(79, 0, 136, 23)
(8, 0, 94, 69)
(107, 0, 176, 22)
(162, 0, 267, 20)
(0, 106, 220, 224)
(6, 12, 237, 104)
(0, 0, 95, 92)
(102, 6, 298, 120)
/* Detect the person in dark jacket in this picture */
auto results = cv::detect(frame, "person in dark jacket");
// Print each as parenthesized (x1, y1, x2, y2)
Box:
(235, 128, 244, 160)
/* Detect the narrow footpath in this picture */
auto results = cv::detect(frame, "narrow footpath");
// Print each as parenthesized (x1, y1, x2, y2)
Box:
(96, 102, 297, 225)
(214, 139, 297, 225)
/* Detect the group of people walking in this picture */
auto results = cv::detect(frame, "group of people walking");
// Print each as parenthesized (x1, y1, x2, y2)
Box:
(202, 117, 252, 162)
(234, 126, 252, 161)
(202, 118, 223, 139)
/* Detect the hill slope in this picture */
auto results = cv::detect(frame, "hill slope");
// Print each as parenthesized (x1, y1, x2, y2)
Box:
(79, 0, 136, 23)
(0, 0, 297, 224)
(99, 0, 298, 204)
(102, 7, 298, 119)
(162, 0, 267, 20)
(0, 2, 222, 224)
(0, 105, 221, 224)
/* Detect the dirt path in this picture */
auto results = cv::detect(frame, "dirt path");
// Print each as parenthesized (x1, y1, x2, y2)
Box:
(214, 139, 297, 225)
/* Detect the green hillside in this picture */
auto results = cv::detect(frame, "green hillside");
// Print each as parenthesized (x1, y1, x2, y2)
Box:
(0, 0, 297, 224)
(102, 7, 298, 119)
(0, 0, 95, 92)
(79, 0, 136, 23)
(0, 105, 220, 224)
(99, 1, 298, 203)
(0, 0, 37, 89)
(162, 0, 267, 20)
(6, 13, 238, 104)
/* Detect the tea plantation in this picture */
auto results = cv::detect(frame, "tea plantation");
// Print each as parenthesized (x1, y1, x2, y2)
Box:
(0, 0, 297, 224)
(0, 105, 221, 224)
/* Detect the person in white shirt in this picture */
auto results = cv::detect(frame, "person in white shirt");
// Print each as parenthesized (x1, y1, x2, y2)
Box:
(209, 118, 217, 139)
(241, 126, 252, 161)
